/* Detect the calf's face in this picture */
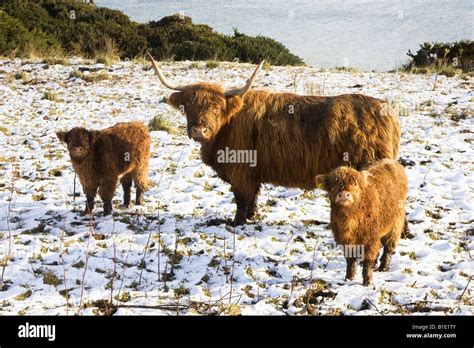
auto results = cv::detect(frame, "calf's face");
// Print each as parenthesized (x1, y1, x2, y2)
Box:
(316, 167, 368, 208)
(56, 128, 97, 159)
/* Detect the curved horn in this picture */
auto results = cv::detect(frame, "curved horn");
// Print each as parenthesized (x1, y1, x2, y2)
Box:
(225, 61, 265, 97)
(147, 52, 186, 91)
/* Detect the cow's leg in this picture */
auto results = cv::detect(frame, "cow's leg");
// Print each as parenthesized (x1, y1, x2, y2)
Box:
(82, 184, 98, 216)
(120, 174, 133, 208)
(99, 177, 118, 216)
(246, 183, 261, 220)
(232, 190, 247, 227)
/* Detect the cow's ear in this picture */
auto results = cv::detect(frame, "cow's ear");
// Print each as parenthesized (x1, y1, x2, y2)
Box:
(89, 130, 99, 144)
(56, 131, 68, 144)
(168, 92, 184, 110)
(225, 95, 243, 117)
(315, 174, 329, 191)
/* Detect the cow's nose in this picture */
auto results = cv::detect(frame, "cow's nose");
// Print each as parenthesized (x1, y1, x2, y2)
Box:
(191, 126, 208, 138)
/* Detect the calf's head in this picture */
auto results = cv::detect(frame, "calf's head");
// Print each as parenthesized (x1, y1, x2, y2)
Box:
(316, 167, 369, 208)
(56, 128, 98, 159)
(147, 53, 263, 143)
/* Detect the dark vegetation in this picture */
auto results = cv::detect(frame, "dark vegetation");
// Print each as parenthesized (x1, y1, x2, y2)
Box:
(403, 40, 473, 76)
(0, 0, 303, 65)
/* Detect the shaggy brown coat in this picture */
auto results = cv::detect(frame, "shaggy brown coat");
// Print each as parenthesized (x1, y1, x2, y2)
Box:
(56, 122, 150, 216)
(315, 159, 408, 286)
(167, 83, 400, 225)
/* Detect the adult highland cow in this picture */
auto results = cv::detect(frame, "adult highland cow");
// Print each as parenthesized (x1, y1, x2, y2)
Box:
(148, 53, 400, 226)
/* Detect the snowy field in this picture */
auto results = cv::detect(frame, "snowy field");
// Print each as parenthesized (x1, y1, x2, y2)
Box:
(0, 58, 472, 315)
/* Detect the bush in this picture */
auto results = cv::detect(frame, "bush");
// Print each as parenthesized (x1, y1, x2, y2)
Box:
(0, 1, 303, 66)
(404, 40, 473, 75)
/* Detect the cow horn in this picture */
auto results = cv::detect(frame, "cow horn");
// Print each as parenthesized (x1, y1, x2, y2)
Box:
(225, 61, 264, 97)
(147, 52, 186, 91)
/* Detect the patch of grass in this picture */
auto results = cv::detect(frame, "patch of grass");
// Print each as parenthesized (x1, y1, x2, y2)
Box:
(189, 62, 202, 69)
(14, 71, 28, 81)
(72, 260, 85, 268)
(95, 37, 120, 65)
(69, 70, 109, 82)
(42, 57, 67, 65)
(32, 193, 46, 201)
(14, 289, 32, 301)
(174, 284, 190, 298)
(205, 60, 219, 69)
(114, 292, 131, 303)
(41, 91, 58, 102)
(43, 271, 62, 286)
(148, 115, 177, 134)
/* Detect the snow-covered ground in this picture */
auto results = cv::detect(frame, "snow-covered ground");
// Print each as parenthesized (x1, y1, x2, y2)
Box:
(0, 58, 472, 315)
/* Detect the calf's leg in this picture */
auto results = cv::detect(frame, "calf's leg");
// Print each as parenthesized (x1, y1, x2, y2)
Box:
(99, 177, 118, 216)
(120, 174, 133, 208)
(134, 166, 148, 206)
(362, 244, 380, 286)
(345, 258, 357, 280)
(83, 185, 98, 216)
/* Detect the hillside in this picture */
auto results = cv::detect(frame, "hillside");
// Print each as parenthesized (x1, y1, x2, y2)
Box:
(0, 0, 303, 65)
(0, 58, 472, 315)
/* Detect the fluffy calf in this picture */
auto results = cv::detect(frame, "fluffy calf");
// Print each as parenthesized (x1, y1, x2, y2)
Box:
(148, 54, 401, 226)
(56, 122, 150, 216)
(316, 159, 408, 286)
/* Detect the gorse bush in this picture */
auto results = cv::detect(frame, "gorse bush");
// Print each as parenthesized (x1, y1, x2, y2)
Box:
(0, 0, 304, 66)
(404, 40, 473, 75)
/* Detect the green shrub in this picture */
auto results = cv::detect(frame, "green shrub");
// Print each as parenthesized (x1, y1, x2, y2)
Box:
(404, 40, 473, 75)
(0, 1, 303, 66)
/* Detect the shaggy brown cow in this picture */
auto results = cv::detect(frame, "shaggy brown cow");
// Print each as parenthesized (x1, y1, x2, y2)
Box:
(56, 122, 150, 216)
(315, 159, 408, 286)
(148, 53, 400, 226)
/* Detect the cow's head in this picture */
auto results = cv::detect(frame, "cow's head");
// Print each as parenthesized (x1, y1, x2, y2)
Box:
(315, 167, 369, 208)
(56, 127, 98, 160)
(147, 53, 263, 143)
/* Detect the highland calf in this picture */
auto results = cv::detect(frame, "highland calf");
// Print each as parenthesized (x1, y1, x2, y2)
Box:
(315, 159, 408, 286)
(56, 122, 150, 216)
(148, 53, 401, 226)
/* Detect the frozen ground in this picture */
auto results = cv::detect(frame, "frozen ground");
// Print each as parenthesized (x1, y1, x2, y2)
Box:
(0, 58, 472, 315)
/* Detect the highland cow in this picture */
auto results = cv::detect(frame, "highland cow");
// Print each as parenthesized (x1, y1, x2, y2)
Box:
(315, 159, 408, 286)
(56, 122, 150, 216)
(148, 53, 401, 226)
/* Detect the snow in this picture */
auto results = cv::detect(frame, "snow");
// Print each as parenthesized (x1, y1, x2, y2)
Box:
(0, 58, 472, 315)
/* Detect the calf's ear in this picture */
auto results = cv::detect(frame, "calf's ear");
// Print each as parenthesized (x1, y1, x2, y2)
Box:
(56, 131, 68, 143)
(89, 130, 99, 144)
(315, 174, 329, 191)
(225, 96, 243, 118)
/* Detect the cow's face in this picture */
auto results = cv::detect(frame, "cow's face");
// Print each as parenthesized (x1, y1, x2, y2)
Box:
(168, 84, 243, 143)
(56, 127, 97, 159)
(316, 167, 368, 208)
(147, 53, 263, 143)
